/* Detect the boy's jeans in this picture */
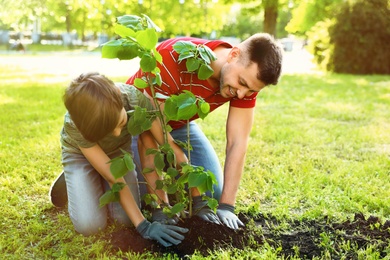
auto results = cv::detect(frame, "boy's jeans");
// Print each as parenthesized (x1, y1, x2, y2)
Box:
(62, 150, 140, 236)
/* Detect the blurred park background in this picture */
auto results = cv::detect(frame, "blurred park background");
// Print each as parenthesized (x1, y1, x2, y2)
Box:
(1, 0, 389, 75)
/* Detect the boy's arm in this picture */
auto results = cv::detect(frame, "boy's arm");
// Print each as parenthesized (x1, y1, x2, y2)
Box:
(79, 144, 145, 227)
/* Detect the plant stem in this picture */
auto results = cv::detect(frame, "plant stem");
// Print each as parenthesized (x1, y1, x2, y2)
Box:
(147, 75, 169, 145)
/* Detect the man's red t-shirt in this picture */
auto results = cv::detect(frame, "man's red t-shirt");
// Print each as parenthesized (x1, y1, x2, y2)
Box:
(126, 37, 258, 129)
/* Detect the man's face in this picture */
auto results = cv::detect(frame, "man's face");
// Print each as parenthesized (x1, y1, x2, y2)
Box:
(219, 52, 266, 99)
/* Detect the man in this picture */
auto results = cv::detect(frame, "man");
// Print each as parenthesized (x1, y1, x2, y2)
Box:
(127, 33, 283, 229)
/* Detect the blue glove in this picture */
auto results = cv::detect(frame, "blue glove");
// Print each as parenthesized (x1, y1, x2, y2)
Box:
(216, 203, 244, 230)
(136, 219, 188, 247)
(151, 207, 179, 225)
(193, 196, 221, 225)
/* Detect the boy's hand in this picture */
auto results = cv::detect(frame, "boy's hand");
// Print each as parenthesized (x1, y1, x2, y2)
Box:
(136, 219, 188, 247)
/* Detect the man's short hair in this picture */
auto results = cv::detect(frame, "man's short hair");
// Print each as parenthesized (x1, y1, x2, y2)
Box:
(241, 33, 283, 86)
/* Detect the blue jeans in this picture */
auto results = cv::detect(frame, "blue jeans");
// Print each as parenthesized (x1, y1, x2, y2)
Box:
(62, 149, 140, 236)
(133, 121, 223, 202)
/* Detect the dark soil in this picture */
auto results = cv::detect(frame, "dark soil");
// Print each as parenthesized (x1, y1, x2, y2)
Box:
(105, 212, 390, 259)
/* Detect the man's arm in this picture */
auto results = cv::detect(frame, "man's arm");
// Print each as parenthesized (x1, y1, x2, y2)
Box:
(220, 106, 255, 206)
(216, 106, 254, 229)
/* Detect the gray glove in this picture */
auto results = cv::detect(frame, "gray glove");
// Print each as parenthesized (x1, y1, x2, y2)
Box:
(151, 207, 179, 225)
(136, 219, 188, 247)
(193, 196, 221, 225)
(216, 203, 244, 230)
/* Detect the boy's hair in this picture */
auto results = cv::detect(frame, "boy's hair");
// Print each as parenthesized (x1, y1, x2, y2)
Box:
(240, 33, 283, 86)
(64, 72, 123, 142)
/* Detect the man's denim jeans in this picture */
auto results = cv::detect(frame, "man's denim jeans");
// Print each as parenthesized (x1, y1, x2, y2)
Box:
(133, 121, 223, 202)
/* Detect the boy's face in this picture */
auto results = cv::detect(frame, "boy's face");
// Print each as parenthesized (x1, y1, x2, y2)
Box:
(112, 108, 127, 137)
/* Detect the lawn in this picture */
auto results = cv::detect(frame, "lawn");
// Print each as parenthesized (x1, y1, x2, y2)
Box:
(0, 53, 389, 259)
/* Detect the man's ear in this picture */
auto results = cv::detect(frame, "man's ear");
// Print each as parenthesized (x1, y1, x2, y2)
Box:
(227, 47, 240, 62)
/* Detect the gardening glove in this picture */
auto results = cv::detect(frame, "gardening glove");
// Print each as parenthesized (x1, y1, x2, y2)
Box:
(217, 203, 244, 230)
(151, 207, 179, 225)
(136, 219, 188, 247)
(193, 196, 221, 225)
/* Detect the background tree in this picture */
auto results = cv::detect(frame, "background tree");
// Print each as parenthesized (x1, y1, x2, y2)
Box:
(306, 0, 390, 74)
(285, 0, 342, 36)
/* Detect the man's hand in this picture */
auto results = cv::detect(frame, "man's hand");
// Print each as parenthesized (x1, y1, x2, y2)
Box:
(216, 203, 244, 230)
(193, 196, 221, 225)
(152, 207, 179, 225)
(136, 219, 188, 247)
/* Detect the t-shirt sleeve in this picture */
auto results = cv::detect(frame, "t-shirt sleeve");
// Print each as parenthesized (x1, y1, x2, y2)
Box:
(230, 92, 258, 108)
(117, 83, 153, 111)
(62, 113, 96, 149)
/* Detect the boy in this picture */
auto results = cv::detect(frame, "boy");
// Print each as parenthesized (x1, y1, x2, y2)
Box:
(60, 72, 188, 247)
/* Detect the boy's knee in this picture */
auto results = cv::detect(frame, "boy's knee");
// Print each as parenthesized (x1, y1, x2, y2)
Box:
(70, 209, 107, 236)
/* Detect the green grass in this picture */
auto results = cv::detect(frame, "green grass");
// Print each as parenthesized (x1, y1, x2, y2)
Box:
(0, 43, 98, 53)
(1, 56, 389, 259)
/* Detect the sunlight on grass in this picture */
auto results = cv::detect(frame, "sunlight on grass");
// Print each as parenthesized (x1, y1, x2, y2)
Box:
(1, 58, 389, 259)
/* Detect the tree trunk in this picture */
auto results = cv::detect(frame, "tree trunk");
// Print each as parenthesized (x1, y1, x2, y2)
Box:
(263, 0, 278, 37)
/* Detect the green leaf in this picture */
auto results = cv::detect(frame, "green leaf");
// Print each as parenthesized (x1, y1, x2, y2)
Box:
(198, 64, 214, 80)
(99, 190, 118, 208)
(178, 51, 195, 62)
(117, 15, 143, 31)
(166, 183, 178, 194)
(117, 43, 139, 60)
(155, 180, 164, 189)
(110, 157, 128, 179)
(112, 182, 126, 193)
(173, 41, 196, 54)
(114, 24, 136, 38)
(127, 116, 143, 136)
(155, 92, 169, 100)
(200, 101, 210, 114)
(177, 103, 198, 120)
(142, 14, 162, 32)
(142, 167, 154, 174)
(188, 171, 207, 188)
(153, 48, 163, 64)
(141, 119, 152, 131)
(101, 39, 122, 59)
(155, 72, 162, 86)
(146, 148, 159, 155)
(207, 198, 218, 211)
(134, 78, 148, 89)
(164, 98, 179, 120)
(203, 45, 217, 61)
(166, 150, 176, 165)
(186, 57, 200, 72)
(177, 172, 189, 185)
(137, 28, 158, 50)
(143, 193, 158, 206)
(123, 153, 135, 171)
(198, 46, 211, 64)
(154, 153, 165, 171)
(167, 167, 179, 178)
(171, 203, 186, 214)
(140, 53, 157, 72)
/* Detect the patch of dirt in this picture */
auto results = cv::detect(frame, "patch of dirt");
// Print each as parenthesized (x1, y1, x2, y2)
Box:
(105, 213, 390, 259)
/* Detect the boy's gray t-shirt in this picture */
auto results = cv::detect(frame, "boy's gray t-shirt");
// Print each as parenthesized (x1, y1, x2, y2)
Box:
(60, 83, 153, 156)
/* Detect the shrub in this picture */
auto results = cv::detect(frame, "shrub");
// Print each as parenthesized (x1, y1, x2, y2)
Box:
(308, 0, 390, 74)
